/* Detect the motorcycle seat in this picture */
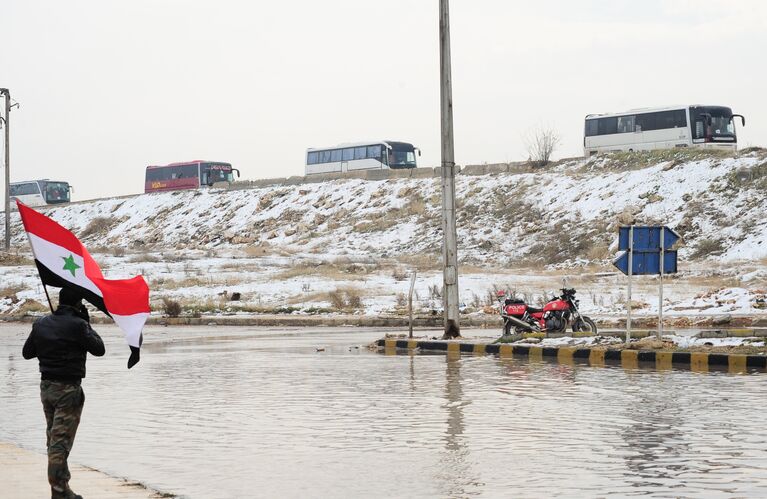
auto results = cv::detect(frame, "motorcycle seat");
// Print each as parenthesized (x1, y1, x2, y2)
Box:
(527, 306, 543, 314)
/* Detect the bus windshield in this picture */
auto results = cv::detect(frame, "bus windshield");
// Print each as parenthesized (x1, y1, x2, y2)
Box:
(387, 144, 417, 168)
(691, 106, 736, 139)
(201, 164, 234, 185)
(709, 114, 735, 136)
(44, 182, 70, 203)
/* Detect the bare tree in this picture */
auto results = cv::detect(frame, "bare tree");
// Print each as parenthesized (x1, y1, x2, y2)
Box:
(524, 126, 561, 168)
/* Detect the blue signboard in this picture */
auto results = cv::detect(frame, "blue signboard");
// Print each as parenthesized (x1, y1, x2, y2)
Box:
(618, 226, 680, 251)
(613, 250, 678, 275)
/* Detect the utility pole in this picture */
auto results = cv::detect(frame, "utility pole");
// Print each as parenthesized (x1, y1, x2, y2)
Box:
(439, 0, 460, 338)
(1, 88, 10, 251)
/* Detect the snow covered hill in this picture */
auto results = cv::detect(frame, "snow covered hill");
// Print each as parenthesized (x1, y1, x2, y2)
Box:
(8, 148, 767, 264)
(2, 148, 766, 318)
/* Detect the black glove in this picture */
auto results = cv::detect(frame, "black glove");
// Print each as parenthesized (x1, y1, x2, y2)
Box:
(77, 304, 91, 323)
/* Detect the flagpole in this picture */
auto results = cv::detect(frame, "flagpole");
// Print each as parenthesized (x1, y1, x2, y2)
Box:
(42, 283, 54, 313)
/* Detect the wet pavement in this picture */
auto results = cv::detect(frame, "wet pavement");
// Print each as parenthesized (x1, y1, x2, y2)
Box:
(2, 324, 767, 498)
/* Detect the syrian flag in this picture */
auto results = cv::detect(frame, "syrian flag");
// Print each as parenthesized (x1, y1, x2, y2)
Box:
(16, 201, 150, 368)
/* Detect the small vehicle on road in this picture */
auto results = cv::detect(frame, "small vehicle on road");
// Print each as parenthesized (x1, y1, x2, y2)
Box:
(498, 288, 597, 336)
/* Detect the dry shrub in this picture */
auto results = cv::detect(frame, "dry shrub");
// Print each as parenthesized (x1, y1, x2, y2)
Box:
(690, 238, 725, 259)
(274, 262, 365, 281)
(244, 244, 273, 257)
(112, 246, 126, 257)
(162, 277, 208, 289)
(395, 293, 407, 307)
(391, 267, 408, 281)
(0, 252, 33, 267)
(128, 252, 161, 263)
(81, 217, 115, 238)
(0, 285, 24, 299)
(328, 288, 363, 310)
(586, 244, 610, 261)
(407, 197, 426, 216)
(524, 126, 561, 168)
(398, 253, 441, 271)
(17, 299, 49, 314)
(162, 298, 182, 317)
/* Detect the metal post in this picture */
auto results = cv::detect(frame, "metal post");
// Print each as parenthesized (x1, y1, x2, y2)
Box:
(658, 229, 664, 339)
(408, 270, 417, 338)
(1, 88, 10, 250)
(626, 226, 633, 343)
(439, 0, 460, 339)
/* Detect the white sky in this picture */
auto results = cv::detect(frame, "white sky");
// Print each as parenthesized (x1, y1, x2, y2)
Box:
(2, 0, 765, 201)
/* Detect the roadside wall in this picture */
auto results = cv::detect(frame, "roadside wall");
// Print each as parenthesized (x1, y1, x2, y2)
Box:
(227, 161, 543, 191)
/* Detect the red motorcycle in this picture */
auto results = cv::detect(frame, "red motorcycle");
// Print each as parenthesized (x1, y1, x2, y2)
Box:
(497, 288, 597, 336)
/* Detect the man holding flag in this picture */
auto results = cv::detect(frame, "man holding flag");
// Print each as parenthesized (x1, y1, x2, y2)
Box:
(16, 200, 151, 497)
(23, 287, 105, 499)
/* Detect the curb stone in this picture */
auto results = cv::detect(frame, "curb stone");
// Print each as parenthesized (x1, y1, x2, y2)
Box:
(377, 339, 767, 373)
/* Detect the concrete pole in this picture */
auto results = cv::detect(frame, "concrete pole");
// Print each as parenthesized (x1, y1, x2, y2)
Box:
(439, 0, 460, 338)
(1, 88, 9, 250)
(408, 270, 417, 339)
(658, 229, 664, 339)
(626, 226, 633, 343)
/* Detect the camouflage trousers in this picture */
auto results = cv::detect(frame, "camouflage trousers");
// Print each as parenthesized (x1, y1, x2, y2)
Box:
(40, 380, 84, 498)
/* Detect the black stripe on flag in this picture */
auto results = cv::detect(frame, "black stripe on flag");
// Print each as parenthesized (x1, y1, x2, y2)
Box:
(36, 259, 110, 316)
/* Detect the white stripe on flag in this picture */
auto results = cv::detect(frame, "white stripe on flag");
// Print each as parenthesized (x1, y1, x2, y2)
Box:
(112, 313, 148, 348)
(27, 233, 103, 298)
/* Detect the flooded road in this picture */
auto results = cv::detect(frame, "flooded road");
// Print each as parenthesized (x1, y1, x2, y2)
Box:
(2, 324, 767, 498)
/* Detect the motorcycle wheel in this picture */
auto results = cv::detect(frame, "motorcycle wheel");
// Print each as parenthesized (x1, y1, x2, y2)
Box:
(573, 316, 598, 334)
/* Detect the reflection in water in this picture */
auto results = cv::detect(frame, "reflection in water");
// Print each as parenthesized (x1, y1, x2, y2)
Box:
(2, 324, 767, 498)
(435, 354, 483, 498)
(618, 376, 693, 493)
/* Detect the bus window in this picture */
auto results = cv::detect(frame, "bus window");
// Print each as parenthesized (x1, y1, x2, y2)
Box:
(10, 182, 41, 196)
(366, 145, 382, 159)
(585, 120, 598, 137)
(598, 117, 618, 135)
(617, 116, 634, 134)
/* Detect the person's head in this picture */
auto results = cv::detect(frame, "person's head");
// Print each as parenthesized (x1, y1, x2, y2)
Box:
(58, 288, 83, 308)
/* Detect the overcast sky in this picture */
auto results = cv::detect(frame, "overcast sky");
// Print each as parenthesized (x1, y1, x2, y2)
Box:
(2, 0, 765, 201)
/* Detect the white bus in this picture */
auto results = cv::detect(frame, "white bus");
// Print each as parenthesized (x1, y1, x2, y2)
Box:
(10, 180, 72, 208)
(584, 105, 745, 155)
(305, 140, 420, 175)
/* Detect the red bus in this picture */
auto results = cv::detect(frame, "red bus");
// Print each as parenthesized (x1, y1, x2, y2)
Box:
(144, 160, 240, 193)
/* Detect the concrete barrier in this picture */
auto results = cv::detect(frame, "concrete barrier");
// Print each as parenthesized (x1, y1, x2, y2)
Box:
(377, 339, 767, 373)
(247, 178, 288, 188)
(304, 172, 348, 184)
(461, 165, 488, 176)
(227, 164, 496, 190)
(284, 176, 305, 185)
(485, 164, 510, 174)
(365, 169, 397, 181)
(410, 168, 435, 179)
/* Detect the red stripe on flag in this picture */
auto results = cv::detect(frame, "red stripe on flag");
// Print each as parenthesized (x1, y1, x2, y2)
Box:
(93, 275, 151, 315)
(17, 202, 86, 257)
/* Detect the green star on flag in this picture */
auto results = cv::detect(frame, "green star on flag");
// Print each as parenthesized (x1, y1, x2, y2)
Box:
(62, 254, 80, 277)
